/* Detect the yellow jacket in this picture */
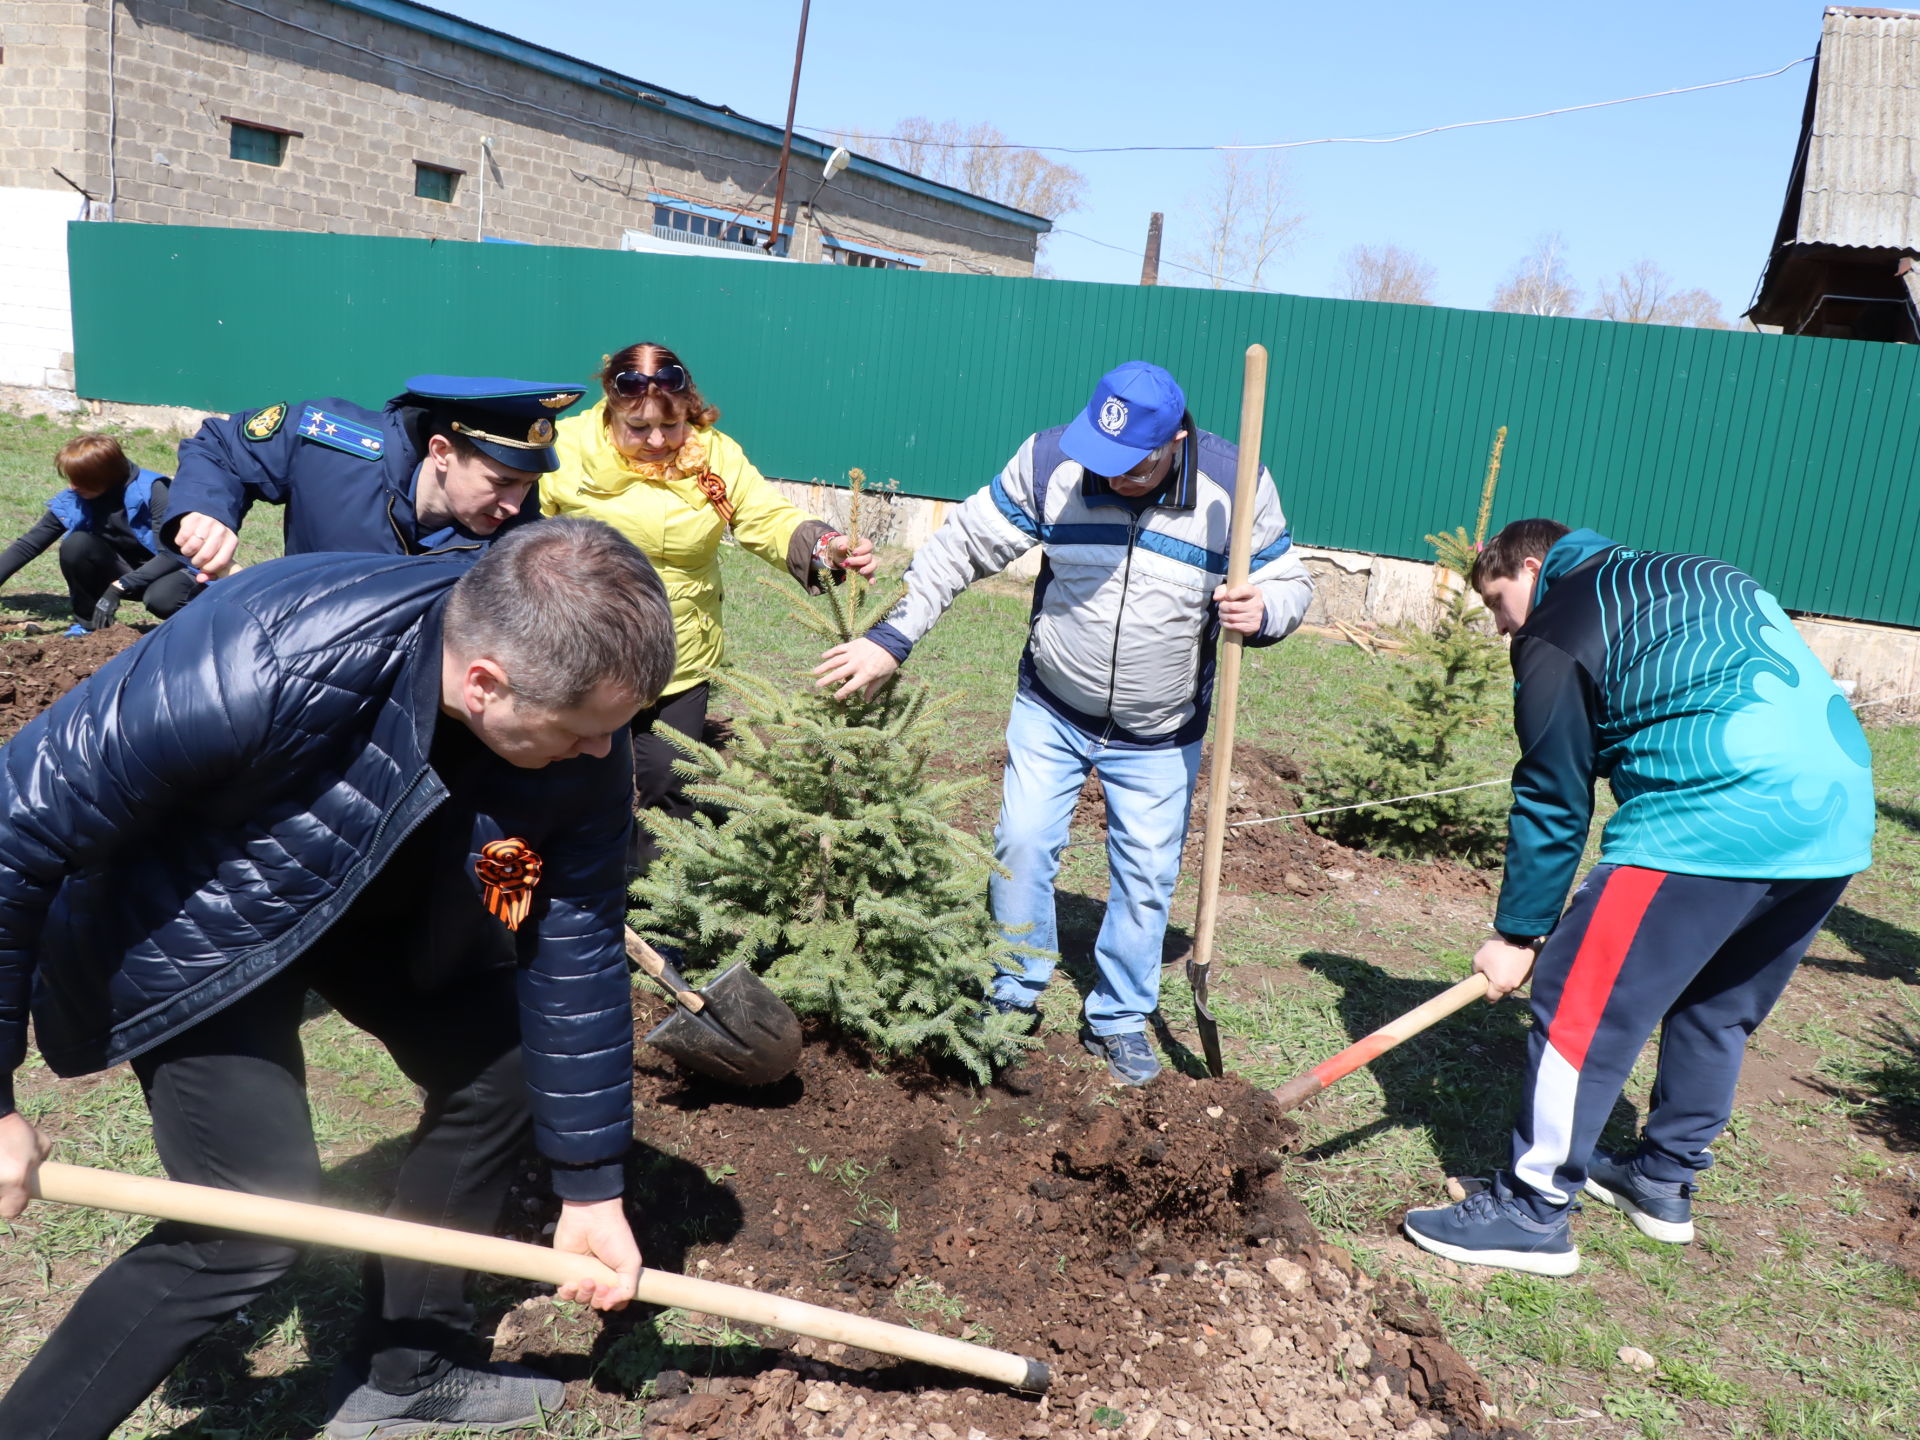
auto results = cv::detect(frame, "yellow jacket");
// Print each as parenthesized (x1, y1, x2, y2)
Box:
(543, 403, 823, 696)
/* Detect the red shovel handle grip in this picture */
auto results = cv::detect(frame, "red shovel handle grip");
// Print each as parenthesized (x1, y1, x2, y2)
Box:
(1272, 973, 1491, 1113)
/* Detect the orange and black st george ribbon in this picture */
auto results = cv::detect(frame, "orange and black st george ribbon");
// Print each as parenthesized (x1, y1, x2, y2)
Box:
(475, 837, 543, 931)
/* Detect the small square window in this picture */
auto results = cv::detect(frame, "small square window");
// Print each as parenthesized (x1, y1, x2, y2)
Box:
(229, 122, 287, 166)
(414, 163, 460, 203)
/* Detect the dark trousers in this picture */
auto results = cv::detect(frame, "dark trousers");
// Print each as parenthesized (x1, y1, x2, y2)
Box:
(0, 941, 530, 1440)
(1507, 863, 1849, 1216)
(628, 682, 709, 876)
(58, 531, 197, 623)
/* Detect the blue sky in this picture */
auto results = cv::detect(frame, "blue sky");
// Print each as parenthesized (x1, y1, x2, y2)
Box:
(427, 0, 1839, 317)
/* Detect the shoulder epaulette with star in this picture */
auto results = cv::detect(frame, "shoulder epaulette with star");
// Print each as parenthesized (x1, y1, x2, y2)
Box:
(296, 405, 384, 460)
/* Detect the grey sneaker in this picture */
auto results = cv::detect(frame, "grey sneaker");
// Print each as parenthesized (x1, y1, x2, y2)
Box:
(323, 1361, 565, 1439)
(1082, 1029, 1161, 1085)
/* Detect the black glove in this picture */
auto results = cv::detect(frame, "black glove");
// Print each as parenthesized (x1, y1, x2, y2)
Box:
(89, 581, 125, 631)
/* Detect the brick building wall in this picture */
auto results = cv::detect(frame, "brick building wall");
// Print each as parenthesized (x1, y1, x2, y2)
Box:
(5, 0, 1043, 271)
(0, 0, 1046, 386)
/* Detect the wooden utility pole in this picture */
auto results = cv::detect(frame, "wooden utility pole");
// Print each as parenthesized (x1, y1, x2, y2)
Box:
(1140, 212, 1164, 285)
(765, 0, 813, 253)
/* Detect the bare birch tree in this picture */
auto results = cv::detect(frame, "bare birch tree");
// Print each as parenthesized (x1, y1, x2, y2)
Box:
(1589, 259, 1727, 328)
(1177, 151, 1304, 291)
(849, 117, 1087, 219)
(1340, 244, 1437, 304)
(1490, 233, 1581, 316)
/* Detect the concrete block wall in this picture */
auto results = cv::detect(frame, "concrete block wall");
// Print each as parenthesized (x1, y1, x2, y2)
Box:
(4, 1, 1035, 276)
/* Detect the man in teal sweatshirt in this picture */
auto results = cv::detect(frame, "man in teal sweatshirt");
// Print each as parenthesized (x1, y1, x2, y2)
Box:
(1403, 519, 1874, 1276)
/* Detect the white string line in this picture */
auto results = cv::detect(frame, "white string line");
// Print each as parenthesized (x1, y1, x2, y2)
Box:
(804, 58, 1813, 157)
(1852, 686, 1920, 710)
(1060, 778, 1510, 850)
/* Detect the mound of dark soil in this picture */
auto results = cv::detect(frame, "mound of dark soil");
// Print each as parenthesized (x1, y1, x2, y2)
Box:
(499, 1029, 1517, 1440)
(0, 629, 143, 742)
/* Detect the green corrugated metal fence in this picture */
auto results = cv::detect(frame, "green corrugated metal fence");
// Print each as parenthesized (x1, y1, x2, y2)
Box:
(68, 222, 1920, 626)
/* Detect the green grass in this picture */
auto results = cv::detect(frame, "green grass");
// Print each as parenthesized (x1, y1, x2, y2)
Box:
(6, 408, 1920, 1437)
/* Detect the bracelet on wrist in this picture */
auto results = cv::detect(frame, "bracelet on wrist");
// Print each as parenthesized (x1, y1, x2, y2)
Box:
(811, 529, 845, 569)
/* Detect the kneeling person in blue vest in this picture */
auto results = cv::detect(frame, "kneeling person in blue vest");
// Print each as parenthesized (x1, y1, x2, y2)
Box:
(0, 433, 196, 633)
(812, 362, 1315, 1086)
(164, 375, 585, 580)
(1401, 520, 1875, 1277)
(0, 520, 676, 1440)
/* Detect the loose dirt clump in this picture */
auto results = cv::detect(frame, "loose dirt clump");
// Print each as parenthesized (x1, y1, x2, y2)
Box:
(497, 1031, 1519, 1440)
(0, 629, 143, 742)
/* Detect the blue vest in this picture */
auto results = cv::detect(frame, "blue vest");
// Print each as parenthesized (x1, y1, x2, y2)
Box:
(47, 469, 164, 553)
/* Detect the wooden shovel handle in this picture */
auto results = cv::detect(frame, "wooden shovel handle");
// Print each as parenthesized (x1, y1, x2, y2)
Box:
(1188, 345, 1270, 1073)
(1271, 973, 1490, 1112)
(624, 926, 705, 1013)
(29, 1161, 1049, 1392)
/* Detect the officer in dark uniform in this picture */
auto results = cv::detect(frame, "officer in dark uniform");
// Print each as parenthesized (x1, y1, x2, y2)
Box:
(164, 375, 585, 579)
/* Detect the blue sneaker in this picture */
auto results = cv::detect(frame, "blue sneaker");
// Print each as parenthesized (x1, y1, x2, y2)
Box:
(1403, 1183, 1580, 1276)
(1583, 1150, 1695, 1244)
(1082, 1029, 1161, 1086)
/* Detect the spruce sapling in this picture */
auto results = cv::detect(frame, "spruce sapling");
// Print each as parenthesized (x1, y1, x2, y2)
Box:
(629, 470, 1036, 1081)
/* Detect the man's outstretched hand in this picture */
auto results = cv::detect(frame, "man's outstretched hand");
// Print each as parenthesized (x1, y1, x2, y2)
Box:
(813, 637, 901, 702)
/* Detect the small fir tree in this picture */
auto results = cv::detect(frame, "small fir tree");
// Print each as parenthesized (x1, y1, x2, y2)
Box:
(1307, 576, 1509, 863)
(628, 472, 1036, 1082)
(1309, 429, 1514, 864)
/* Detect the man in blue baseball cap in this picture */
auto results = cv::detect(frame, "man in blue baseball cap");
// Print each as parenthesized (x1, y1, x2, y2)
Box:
(164, 375, 586, 580)
(813, 361, 1314, 1084)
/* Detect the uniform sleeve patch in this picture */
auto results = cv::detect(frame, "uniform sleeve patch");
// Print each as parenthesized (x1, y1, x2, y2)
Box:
(296, 405, 384, 460)
(243, 403, 287, 441)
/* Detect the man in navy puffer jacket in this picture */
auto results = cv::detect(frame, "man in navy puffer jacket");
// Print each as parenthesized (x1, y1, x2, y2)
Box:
(0, 518, 675, 1440)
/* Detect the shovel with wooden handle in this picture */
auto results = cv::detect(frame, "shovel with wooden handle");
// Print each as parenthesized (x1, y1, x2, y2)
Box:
(1188, 343, 1270, 1079)
(624, 927, 802, 1087)
(1270, 973, 1490, 1112)
(29, 1160, 1050, 1392)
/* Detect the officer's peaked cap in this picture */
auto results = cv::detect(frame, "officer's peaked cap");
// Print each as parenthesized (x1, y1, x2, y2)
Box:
(395, 375, 586, 473)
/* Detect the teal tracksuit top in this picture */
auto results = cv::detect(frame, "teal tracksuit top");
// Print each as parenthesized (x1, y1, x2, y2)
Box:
(1494, 530, 1875, 938)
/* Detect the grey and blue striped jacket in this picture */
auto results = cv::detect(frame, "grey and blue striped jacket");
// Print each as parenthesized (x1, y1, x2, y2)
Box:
(867, 421, 1312, 747)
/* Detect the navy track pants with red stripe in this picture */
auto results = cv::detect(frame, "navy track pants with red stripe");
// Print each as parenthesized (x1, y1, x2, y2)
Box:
(1508, 863, 1849, 1214)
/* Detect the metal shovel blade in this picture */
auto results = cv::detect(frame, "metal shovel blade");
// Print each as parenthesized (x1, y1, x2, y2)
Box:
(645, 961, 803, 1087)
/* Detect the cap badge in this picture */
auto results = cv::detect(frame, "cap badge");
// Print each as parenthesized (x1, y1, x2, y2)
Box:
(538, 392, 580, 410)
(528, 418, 555, 444)
(1098, 397, 1129, 436)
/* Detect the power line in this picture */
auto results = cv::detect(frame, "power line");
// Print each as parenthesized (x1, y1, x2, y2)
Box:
(1049, 228, 1290, 294)
(804, 56, 1813, 157)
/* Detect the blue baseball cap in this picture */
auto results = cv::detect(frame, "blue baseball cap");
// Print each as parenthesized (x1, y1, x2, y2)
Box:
(1060, 361, 1187, 477)
(395, 375, 586, 473)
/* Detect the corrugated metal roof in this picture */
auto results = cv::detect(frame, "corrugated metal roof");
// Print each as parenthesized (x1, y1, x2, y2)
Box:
(1791, 7, 1920, 249)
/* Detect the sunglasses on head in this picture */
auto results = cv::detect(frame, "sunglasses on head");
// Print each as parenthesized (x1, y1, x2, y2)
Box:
(611, 365, 689, 397)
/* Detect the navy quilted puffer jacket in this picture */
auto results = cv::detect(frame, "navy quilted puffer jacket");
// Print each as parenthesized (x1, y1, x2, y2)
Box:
(0, 552, 636, 1197)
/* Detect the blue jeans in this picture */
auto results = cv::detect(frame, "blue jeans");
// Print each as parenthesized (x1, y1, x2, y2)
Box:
(988, 691, 1203, 1036)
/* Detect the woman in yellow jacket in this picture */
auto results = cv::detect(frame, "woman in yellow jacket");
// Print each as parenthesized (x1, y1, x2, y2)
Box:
(544, 341, 876, 871)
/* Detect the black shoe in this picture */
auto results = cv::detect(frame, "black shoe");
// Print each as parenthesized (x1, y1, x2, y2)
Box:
(979, 994, 1039, 1032)
(1583, 1150, 1695, 1243)
(323, 1360, 565, 1438)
